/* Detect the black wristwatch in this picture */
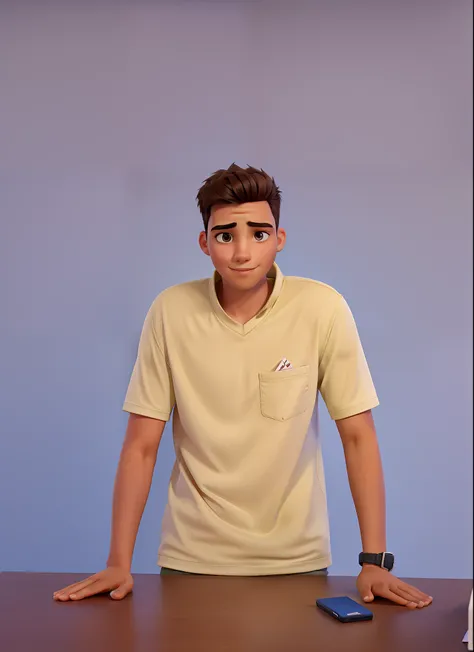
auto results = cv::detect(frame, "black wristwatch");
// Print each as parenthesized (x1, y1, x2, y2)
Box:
(359, 552, 395, 571)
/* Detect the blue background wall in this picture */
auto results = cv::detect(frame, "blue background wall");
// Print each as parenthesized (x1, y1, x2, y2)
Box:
(1, 0, 472, 578)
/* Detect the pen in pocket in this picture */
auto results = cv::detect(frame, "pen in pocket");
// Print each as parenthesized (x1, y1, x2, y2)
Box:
(275, 358, 293, 371)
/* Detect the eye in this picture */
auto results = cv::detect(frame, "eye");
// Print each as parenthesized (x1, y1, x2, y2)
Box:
(215, 232, 233, 243)
(254, 231, 270, 242)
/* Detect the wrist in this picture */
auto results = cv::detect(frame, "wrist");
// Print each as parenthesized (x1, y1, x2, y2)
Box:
(106, 556, 132, 572)
(361, 563, 388, 571)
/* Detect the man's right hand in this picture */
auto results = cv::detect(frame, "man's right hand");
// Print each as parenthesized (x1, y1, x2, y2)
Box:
(53, 414, 165, 603)
(53, 566, 134, 602)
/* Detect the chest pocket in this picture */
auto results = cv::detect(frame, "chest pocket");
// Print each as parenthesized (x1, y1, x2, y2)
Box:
(258, 365, 312, 422)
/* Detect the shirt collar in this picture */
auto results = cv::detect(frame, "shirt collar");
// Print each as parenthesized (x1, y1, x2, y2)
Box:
(209, 262, 284, 335)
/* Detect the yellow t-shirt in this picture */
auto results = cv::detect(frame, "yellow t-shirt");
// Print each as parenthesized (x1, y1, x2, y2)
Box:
(123, 263, 379, 575)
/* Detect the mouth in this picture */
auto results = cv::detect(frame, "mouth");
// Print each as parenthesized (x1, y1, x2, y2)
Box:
(229, 267, 257, 273)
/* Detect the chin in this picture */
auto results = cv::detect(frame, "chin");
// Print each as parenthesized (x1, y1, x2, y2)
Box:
(225, 270, 267, 290)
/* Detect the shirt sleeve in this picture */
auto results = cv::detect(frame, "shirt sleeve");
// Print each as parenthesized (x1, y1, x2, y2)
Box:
(122, 297, 175, 421)
(318, 295, 379, 421)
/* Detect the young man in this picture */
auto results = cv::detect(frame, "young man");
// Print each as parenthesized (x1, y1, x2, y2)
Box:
(54, 164, 432, 609)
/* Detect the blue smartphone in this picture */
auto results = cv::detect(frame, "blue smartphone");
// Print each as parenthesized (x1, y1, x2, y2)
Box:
(316, 596, 373, 623)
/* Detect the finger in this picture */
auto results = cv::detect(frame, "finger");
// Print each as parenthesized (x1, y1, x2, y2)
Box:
(393, 587, 426, 608)
(361, 588, 375, 602)
(69, 580, 112, 601)
(110, 583, 132, 600)
(357, 580, 374, 602)
(391, 585, 431, 608)
(53, 577, 97, 601)
(53, 581, 86, 599)
(397, 582, 433, 605)
(375, 587, 418, 609)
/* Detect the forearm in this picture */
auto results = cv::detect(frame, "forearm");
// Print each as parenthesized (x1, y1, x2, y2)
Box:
(342, 429, 387, 552)
(106, 446, 157, 570)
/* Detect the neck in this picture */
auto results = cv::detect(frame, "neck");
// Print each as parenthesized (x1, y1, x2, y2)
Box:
(217, 275, 273, 325)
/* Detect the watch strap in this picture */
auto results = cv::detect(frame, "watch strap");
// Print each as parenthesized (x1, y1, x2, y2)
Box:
(359, 552, 394, 571)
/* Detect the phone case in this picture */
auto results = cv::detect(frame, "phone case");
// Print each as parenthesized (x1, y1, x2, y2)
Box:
(316, 596, 374, 623)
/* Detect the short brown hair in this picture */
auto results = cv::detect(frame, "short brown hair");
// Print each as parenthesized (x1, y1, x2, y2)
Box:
(196, 163, 282, 231)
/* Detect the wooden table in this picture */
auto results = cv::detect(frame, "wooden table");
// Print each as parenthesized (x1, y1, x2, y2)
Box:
(0, 573, 471, 651)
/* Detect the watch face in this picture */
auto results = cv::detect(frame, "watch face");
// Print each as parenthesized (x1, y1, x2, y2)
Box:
(383, 553, 395, 570)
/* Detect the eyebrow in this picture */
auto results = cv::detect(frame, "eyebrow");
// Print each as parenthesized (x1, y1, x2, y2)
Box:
(210, 221, 274, 231)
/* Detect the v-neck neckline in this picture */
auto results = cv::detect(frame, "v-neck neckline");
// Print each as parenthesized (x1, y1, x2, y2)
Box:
(208, 263, 284, 336)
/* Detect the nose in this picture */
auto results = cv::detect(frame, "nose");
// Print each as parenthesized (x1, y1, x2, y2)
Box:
(232, 241, 251, 264)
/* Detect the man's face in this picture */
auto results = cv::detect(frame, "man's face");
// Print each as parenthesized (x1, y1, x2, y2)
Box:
(199, 201, 286, 291)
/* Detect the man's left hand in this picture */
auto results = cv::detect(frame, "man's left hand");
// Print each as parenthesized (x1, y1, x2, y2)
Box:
(356, 565, 433, 609)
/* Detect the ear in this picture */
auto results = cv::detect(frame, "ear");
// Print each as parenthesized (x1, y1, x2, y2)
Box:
(276, 227, 286, 252)
(199, 230, 210, 256)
